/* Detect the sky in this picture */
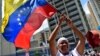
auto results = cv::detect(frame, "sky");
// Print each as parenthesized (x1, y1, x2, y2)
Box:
(80, 0, 90, 14)
(80, 0, 87, 6)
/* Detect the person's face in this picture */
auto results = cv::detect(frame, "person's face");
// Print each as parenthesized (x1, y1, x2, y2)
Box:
(58, 40, 69, 54)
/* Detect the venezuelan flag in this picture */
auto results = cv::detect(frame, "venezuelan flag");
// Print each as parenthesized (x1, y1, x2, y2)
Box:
(2, 0, 56, 49)
(0, 0, 27, 33)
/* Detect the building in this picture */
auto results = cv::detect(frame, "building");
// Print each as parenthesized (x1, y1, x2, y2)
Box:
(87, 1, 99, 30)
(31, 29, 50, 48)
(47, 0, 90, 50)
(88, 0, 100, 25)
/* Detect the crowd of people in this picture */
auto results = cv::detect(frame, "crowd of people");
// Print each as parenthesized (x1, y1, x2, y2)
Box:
(83, 49, 100, 56)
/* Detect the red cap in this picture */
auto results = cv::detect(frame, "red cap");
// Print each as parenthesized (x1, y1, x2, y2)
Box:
(86, 30, 100, 48)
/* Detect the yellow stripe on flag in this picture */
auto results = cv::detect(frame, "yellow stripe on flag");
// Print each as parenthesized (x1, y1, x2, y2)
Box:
(0, 0, 27, 33)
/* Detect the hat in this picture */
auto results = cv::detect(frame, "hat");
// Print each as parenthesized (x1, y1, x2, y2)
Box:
(57, 37, 68, 46)
(86, 30, 100, 48)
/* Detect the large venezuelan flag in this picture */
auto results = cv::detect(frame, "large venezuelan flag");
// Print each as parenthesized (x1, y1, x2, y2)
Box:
(2, 0, 56, 49)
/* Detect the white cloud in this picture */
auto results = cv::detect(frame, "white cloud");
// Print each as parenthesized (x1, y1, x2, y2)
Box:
(83, 2, 90, 14)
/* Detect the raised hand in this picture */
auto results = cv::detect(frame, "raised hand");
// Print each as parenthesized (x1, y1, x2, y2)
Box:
(58, 14, 65, 25)
(61, 15, 74, 28)
(65, 18, 74, 28)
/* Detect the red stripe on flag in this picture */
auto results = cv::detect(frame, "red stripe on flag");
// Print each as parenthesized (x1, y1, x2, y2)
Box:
(15, 13, 46, 49)
(34, 3, 57, 17)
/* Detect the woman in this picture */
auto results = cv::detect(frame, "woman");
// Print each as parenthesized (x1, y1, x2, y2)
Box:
(48, 14, 85, 56)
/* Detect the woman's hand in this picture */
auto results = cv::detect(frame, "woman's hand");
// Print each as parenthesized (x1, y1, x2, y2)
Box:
(60, 14, 74, 28)
(65, 18, 74, 28)
(58, 14, 66, 25)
